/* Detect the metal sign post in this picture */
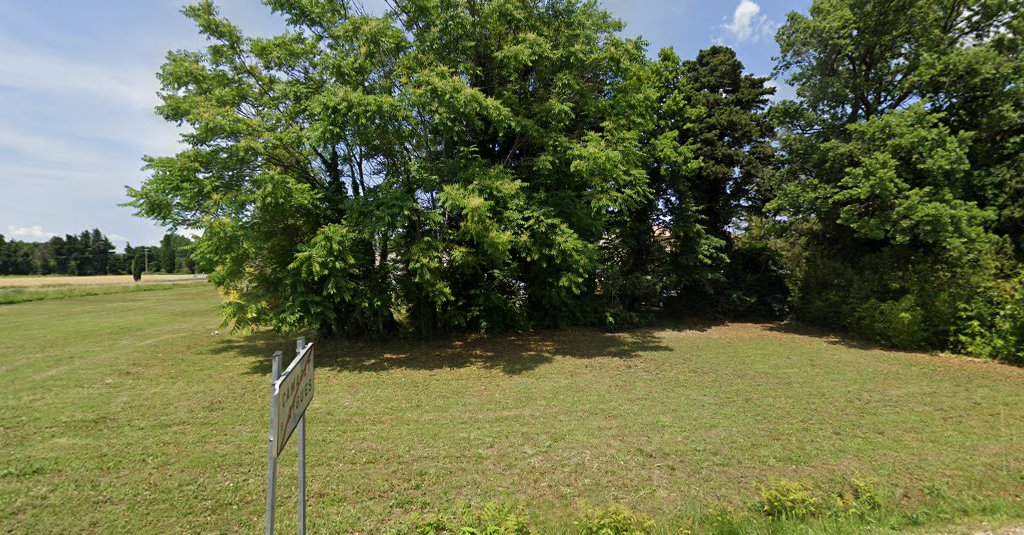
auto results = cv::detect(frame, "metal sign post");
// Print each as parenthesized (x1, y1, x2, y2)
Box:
(295, 338, 307, 535)
(265, 337, 314, 535)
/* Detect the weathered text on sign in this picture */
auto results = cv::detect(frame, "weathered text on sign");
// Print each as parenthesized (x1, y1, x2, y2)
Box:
(272, 343, 313, 457)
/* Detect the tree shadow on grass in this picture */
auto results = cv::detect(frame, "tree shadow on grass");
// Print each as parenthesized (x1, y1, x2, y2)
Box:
(212, 327, 674, 377)
(646, 315, 729, 334)
(764, 322, 891, 352)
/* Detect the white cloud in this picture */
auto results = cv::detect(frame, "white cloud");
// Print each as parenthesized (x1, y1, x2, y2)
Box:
(719, 0, 776, 44)
(6, 225, 57, 240)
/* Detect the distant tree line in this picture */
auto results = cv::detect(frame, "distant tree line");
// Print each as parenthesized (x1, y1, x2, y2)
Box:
(129, 0, 1022, 364)
(0, 229, 198, 276)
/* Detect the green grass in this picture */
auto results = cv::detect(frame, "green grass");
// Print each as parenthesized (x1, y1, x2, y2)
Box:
(0, 281, 207, 305)
(0, 286, 1022, 534)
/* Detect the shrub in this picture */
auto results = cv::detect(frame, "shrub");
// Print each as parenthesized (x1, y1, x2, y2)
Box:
(957, 273, 1024, 365)
(830, 476, 881, 517)
(721, 242, 791, 319)
(978, 274, 1019, 366)
(991, 284, 1024, 365)
(701, 505, 750, 535)
(462, 502, 532, 535)
(853, 296, 929, 349)
(755, 480, 819, 520)
(576, 504, 655, 535)
(398, 503, 532, 535)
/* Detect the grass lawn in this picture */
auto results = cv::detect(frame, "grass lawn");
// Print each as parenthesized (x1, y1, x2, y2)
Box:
(1, 285, 1022, 534)
(0, 281, 208, 305)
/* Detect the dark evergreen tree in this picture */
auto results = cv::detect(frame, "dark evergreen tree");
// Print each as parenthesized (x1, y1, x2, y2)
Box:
(89, 229, 114, 275)
(159, 234, 177, 274)
(0, 234, 7, 275)
(131, 249, 143, 282)
(619, 46, 776, 315)
(677, 46, 775, 239)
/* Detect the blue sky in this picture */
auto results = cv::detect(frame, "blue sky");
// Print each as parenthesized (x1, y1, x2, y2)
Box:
(0, 0, 807, 247)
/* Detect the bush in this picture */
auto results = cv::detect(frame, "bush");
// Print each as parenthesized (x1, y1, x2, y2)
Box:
(755, 480, 819, 520)
(721, 242, 791, 319)
(853, 296, 929, 349)
(397, 503, 532, 535)
(784, 239, 1024, 360)
(991, 284, 1024, 365)
(956, 273, 1024, 365)
(830, 476, 881, 517)
(576, 504, 655, 535)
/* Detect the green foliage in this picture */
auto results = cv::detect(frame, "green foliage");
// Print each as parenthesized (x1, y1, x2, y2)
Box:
(771, 0, 1023, 363)
(156, 233, 195, 274)
(990, 281, 1024, 365)
(131, 250, 142, 282)
(853, 296, 929, 349)
(830, 476, 881, 518)
(0, 230, 192, 278)
(639, 46, 774, 313)
(755, 480, 819, 520)
(159, 234, 176, 274)
(576, 505, 654, 535)
(956, 273, 1024, 365)
(124, 0, 1022, 365)
(394, 503, 532, 535)
(721, 239, 791, 319)
(0, 229, 117, 276)
(129, 0, 783, 337)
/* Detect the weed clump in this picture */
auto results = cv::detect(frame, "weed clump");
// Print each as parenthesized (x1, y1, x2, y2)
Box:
(576, 504, 655, 535)
(754, 480, 819, 520)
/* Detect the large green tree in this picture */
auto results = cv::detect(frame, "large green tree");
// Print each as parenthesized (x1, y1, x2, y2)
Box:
(771, 0, 1023, 359)
(129, 0, 659, 336)
(775, 0, 1024, 255)
(648, 46, 777, 314)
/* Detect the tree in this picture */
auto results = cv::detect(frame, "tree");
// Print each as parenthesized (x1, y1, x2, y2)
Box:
(131, 250, 143, 282)
(771, 0, 1023, 356)
(6, 241, 37, 275)
(89, 229, 114, 275)
(129, 0, 656, 336)
(775, 0, 1024, 256)
(159, 233, 177, 274)
(671, 46, 775, 239)
(115, 242, 136, 275)
(647, 46, 776, 312)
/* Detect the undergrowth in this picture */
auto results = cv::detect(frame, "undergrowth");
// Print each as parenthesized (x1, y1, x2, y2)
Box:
(387, 477, 1024, 534)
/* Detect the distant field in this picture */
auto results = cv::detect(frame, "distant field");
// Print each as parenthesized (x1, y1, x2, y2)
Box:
(0, 274, 209, 305)
(0, 273, 205, 288)
(0, 286, 1022, 533)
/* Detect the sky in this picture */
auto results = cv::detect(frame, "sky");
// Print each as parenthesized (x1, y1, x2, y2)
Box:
(0, 0, 808, 248)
